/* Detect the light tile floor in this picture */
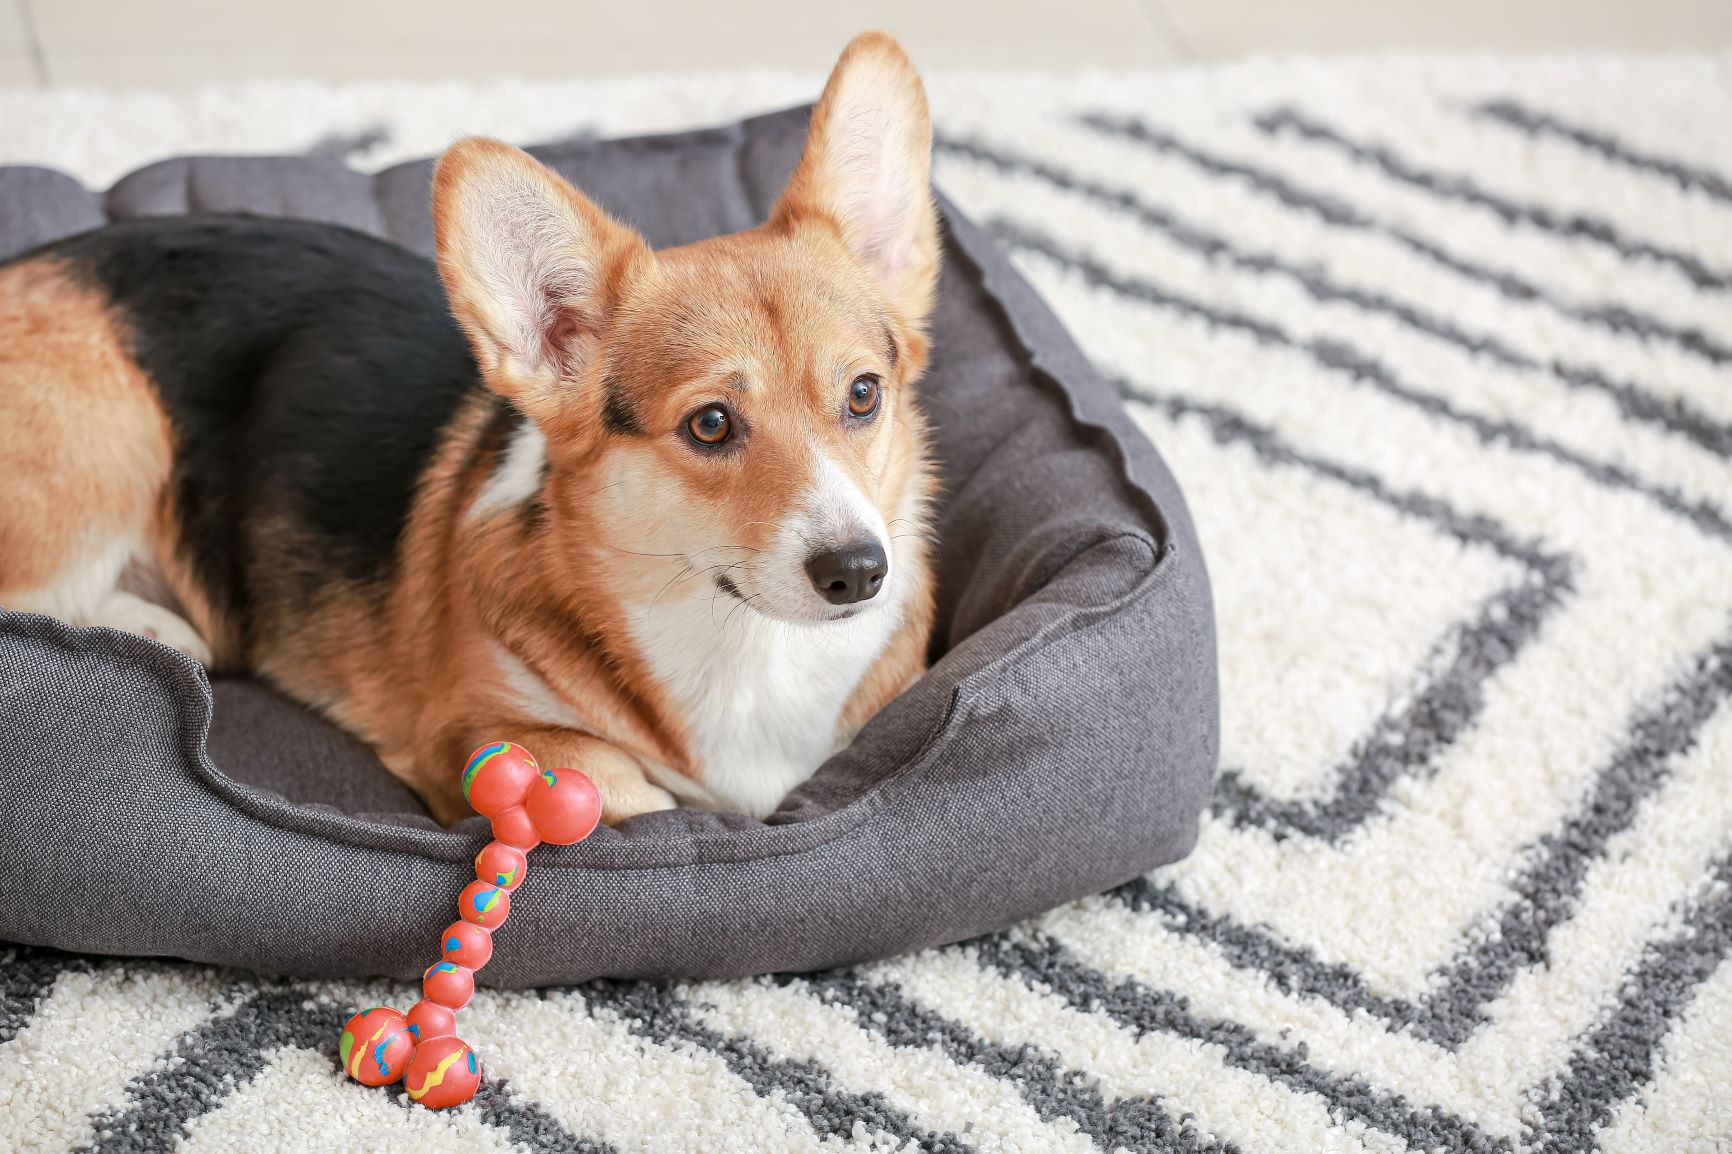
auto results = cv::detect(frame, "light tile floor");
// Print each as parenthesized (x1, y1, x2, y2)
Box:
(6, 0, 1732, 88)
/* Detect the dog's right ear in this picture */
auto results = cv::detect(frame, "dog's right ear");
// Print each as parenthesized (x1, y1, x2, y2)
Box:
(771, 33, 939, 341)
(433, 137, 650, 423)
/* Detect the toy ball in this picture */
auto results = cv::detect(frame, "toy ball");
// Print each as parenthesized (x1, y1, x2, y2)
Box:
(475, 842, 528, 891)
(490, 805, 541, 851)
(458, 879, 511, 929)
(404, 1035, 482, 1109)
(441, 920, 494, 969)
(422, 960, 476, 1010)
(339, 1007, 415, 1087)
(462, 742, 540, 819)
(406, 998, 456, 1042)
(524, 767, 602, 845)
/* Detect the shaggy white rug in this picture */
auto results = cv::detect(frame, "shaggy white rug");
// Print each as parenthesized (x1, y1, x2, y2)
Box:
(4, 56, 1732, 1154)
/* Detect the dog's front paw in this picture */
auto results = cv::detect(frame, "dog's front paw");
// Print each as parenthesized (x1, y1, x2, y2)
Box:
(595, 776, 677, 826)
(450, 728, 676, 827)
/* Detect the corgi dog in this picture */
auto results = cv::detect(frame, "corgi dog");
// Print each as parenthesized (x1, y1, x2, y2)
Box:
(0, 32, 938, 827)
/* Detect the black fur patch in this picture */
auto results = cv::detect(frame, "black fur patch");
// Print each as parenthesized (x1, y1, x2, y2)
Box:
(42, 216, 485, 623)
(470, 395, 549, 532)
(600, 370, 643, 436)
(472, 393, 528, 472)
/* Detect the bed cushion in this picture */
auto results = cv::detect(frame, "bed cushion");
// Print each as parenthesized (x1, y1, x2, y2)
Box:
(0, 104, 1217, 986)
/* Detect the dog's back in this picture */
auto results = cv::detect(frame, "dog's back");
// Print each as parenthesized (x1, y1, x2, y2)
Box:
(0, 217, 486, 669)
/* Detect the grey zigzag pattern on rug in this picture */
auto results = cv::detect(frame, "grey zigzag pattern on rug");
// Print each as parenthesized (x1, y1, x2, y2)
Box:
(2, 61, 1731, 1152)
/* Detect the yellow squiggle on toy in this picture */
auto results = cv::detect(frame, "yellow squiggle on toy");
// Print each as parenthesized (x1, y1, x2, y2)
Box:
(347, 1017, 392, 1079)
(407, 1046, 471, 1101)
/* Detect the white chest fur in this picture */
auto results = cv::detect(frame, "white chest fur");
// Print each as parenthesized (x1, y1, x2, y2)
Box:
(625, 593, 904, 817)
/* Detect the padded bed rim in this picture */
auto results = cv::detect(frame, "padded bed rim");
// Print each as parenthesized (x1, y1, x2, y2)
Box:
(3, 528, 1171, 867)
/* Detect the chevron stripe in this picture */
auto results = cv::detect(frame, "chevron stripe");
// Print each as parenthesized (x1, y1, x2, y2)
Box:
(462, 986, 852, 1152)
(4, 966, 232, 1154)
(1293, 92, 1732, 263)
(0, 946, 89, 1045)
(690, 979, 1130, 1154)
(1594, 951, 1732, 1153)
(970, 934, 1512, 1153)
(1470, 99, 1732, 208)
(877, 948, 1401, 1153)
(173, 1048, 531, 1154)
(791, 969, 1237, 1154)
(1251, 106, 1732, 292)
(1052, 679, 1732, 1133)
(58, 987, 612, 1154)
(1075, 109, 1732, 360)
(584, 981, 975, 1153)
(1101, 626, 1732, 1051)
(1528, 853, 1732, 1153)
(1104, 384, 1576, 833)
(77, 991, 347, 1154)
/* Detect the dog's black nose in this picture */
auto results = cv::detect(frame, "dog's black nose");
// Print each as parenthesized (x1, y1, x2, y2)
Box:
(806, 542, 888, 605)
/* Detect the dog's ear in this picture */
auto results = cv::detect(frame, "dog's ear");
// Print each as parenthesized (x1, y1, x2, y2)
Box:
(433, 137, 649, 422)
(772, 32, 940, 333)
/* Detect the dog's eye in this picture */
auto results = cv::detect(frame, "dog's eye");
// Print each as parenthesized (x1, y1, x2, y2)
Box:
(847, 375, 881, 418)
(686, 405, 734, 447)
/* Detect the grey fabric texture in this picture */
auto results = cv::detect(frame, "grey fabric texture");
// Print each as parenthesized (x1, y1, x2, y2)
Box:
(0, 105, 1218, 985)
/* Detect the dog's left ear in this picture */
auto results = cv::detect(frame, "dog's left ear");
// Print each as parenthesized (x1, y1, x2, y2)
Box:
(772, 32, 940, 334)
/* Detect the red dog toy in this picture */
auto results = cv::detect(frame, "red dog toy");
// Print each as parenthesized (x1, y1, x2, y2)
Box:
(338, 741, 601, 1108)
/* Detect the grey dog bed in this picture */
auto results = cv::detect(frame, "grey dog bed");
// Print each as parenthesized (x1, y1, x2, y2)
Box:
(0, 106, 1218, 986)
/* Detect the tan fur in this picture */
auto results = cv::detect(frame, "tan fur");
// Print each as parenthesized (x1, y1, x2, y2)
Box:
(0, 260, 210, 650)
(0, 32, 939, 827)
(0, 261, 157, 588)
